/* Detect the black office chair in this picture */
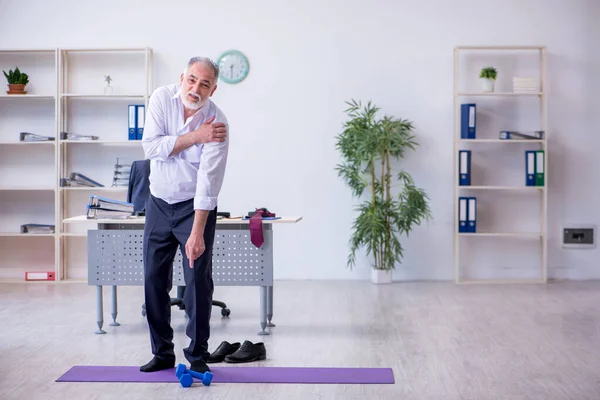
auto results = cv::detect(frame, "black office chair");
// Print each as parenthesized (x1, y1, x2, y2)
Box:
(128, 159, 230, 318)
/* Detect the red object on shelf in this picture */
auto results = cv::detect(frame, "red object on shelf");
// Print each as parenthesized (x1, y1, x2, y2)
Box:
(25, 272, 55, 281)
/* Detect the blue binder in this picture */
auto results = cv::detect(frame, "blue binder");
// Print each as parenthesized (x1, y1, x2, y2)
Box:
(459, 150, 471, 185)
(128, 105, 136, 140)
(136, 105, 145, 140)
(461, 104, 476, 139)
(467, 197, 477, 233)
(525, 150, 536, 186)
(458, 197, 468, 233)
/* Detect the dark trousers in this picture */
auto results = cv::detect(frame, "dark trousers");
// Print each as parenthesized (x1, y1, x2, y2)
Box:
(143, 194, 217, 363)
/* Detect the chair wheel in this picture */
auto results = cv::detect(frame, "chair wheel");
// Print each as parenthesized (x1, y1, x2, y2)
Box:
(221, 308, 230, 317)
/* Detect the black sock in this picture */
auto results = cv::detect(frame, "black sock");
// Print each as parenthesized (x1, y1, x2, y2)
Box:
(140, 356, 175, 372)
(191, 360, 211, 374)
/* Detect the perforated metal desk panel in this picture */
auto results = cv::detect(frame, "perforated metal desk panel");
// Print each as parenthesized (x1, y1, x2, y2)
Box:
(63, 215, 302, 336)
(88, 223, 273, 287)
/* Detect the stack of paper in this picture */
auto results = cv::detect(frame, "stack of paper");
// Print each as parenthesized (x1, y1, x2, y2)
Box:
(499, 130, 545, 140)
(513, 77, 539, 93)
(61, 172, 104, 187)
(60, 131, 99, 141)
(20, 132, 55, 142)
(20, 224, 55, 234)
(86, 195, 134, 219)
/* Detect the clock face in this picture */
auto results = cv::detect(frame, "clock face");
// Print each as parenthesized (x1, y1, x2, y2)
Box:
(217, 50, 249, 84)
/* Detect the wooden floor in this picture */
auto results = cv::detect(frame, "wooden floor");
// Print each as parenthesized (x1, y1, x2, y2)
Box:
(1, 280, 600, 399)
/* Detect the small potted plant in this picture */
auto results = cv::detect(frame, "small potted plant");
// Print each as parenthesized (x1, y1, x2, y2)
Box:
(479, 66, 497, 92)
(3, 67, 29, 94)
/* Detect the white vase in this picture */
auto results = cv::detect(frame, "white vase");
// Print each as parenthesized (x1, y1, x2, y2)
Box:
(480, 78, 495, 92)
(371, 268, 392, 284)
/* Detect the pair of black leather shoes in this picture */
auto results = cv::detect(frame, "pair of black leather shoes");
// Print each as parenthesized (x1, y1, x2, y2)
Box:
(207, 340, 267, 363)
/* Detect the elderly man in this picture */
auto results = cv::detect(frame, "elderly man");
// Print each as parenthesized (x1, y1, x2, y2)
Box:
(140, 56, 229, 374)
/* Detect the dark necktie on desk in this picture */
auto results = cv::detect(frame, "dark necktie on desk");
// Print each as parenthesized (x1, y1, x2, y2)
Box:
(249, 209, 276, 248)
(249, 212, 264, 248)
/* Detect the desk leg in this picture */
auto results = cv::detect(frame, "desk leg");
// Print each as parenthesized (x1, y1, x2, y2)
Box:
(95, 285, 106, 334)
(258, 286, 270, 335)
(110, 286, 120, 326)
(266, 286, 275, 327)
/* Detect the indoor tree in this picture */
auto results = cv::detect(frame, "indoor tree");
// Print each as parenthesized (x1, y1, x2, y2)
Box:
(335, 99, 432, 275)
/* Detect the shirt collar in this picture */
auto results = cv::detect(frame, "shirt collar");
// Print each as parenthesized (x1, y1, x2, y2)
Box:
(172, 85, 184, 100)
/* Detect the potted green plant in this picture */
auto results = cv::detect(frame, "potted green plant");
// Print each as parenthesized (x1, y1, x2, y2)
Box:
(479, 66, 497, 92)
(335, 100, 432, 284)
(3, 67, 29, 94)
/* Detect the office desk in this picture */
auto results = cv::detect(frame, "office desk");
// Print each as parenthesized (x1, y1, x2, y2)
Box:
(63, 215, 302, 336)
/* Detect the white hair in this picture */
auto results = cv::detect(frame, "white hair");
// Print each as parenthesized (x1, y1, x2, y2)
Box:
(184, 56, 219, 82)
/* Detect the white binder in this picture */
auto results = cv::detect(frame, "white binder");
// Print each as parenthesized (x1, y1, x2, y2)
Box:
(459, 197, 468, 232)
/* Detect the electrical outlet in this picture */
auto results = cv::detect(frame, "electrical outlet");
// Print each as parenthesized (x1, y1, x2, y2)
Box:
(562, 224, 596, 249)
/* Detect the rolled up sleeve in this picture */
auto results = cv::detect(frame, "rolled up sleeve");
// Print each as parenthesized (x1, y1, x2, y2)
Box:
(142, 89, 177, 161)
(194, 117, 229, 210)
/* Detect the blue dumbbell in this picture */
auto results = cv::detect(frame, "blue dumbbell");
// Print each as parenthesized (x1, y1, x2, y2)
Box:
(175, 363, 213, 387)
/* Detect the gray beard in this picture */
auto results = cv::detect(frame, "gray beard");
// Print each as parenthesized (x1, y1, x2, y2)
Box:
(181, 91, 205, 110)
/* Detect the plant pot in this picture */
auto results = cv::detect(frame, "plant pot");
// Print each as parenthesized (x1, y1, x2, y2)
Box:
(7, 84, 27, 95)
(371, 268, 392, 284)
(480, 78, 495, 93)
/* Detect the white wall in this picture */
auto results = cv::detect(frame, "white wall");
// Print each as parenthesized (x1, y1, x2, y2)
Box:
(1, 0, 598, 281)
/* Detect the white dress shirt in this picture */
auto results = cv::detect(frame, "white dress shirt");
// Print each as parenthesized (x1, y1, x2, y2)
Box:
(141, 83, 229, 210)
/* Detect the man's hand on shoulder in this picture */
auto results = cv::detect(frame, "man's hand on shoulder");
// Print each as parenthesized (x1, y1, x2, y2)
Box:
(169, 115, 228, 157)
(191, 115, 228, 144)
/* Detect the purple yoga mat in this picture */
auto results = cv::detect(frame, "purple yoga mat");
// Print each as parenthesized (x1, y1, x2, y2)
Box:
(56, 365, 395, 384)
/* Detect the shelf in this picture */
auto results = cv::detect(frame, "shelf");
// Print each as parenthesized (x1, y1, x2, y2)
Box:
(0, 49, 56, 54)
(61, 140, 142, 145)
(458, 279, 546, 285)
(60, 94, 146, 99)
(60, 47, 151, 53)
(457, 186, 544, 190)
(0, 279, 56, 284)
(0, 46, 153, 284)
(459, 232, 542, 238)
(0, 187, 55, 191)
(458, 139, 545, 144)
(61, 187, 127, 192)
(0, 95, 55, 99)
(57, 279, 87, 284)
(456, 92, 542, 97)
(455, 45, 546, 51)
(454, 45, 547, 283)
(0, 141, 55, 145)
(0, 233, 55, 237)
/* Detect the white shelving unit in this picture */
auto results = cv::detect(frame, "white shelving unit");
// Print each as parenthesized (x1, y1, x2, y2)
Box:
(453, 45, 547, 284)
(58, 47, 153, 281)
(0, 49, 59, 282)
(0, 47, 153, 283)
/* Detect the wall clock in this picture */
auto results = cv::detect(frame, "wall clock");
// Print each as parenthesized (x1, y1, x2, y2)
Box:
(216, 50, 249, 84)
